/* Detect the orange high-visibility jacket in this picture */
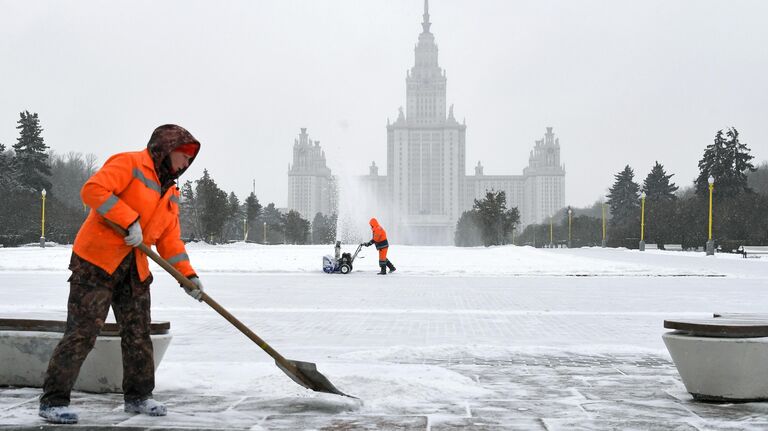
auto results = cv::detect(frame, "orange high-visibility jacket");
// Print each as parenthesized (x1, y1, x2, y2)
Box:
(73, 148, 195, 282)
(369, 218, 389, 250)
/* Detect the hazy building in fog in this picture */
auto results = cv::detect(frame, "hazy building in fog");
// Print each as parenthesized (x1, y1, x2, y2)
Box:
(463, 127, 565, 227)
(365, 1, 565, 242)
(380, 0, 466, 245)
(357, 1, 565, 244)
(287, 128, 337, 220)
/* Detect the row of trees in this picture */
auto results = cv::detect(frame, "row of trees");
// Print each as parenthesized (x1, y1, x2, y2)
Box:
(0, 111, 338, 246)
(177, 169, 337, 245)
(516, 127, 768, 249)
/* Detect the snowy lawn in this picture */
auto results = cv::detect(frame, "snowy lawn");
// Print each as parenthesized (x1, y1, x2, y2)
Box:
(1, 242, 762, 277)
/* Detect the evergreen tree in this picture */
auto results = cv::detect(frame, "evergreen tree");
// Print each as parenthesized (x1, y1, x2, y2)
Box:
(222, 192, 242, 241)
(0, 142, 17, 190)
(179, 180, 201, 240)
(454, 210, 483, 246)
(12, 111, 51, 191)
(643, 161, 678, 201)
(261, 203, 285, 244)
(728, 128, 756, 192)
(606, 165, 640, 227)
(195, 169, 228, 243)
(695, 129, 726, 195)
(696, 128, 756, 197)
(642, 161, 678, 246)
(472, 190, 520, 246)
(284, 210, 310, 244)
(243, 192, 262, 241)
(503, 207, 521, 242)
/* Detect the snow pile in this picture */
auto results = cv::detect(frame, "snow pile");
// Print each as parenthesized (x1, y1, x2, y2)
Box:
(154, 361, 490, 415)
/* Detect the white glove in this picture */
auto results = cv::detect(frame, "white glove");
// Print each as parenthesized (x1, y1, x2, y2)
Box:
(185, 277, 204, 301)
(124, 222, 143, 247)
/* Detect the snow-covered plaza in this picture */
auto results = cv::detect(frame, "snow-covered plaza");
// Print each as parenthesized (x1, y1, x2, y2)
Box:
(2, 243, 768, 430)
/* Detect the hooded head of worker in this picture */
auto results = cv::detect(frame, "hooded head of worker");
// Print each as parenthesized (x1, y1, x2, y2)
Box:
(369, 218, 379, 229)
(147, 124, 200, 192)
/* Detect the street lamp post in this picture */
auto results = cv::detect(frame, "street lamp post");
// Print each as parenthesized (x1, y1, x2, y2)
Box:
(567, 207, 573, 248)
(549, 216, 553, 248)
(706, 175, 715, 256)
(639, 191, 646, 251)
(40, 189, 47, 248)
(243, 217, 247, 242)
(263, 221, 267, 245)
(601, 202, 606, 248)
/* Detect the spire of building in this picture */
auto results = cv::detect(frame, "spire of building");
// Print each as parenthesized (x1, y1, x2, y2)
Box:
(407, 0, 443, 124)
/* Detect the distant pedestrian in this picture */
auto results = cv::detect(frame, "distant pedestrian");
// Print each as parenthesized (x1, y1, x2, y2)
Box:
(364, 217, 396, 275)
(38, 125, 205, 424)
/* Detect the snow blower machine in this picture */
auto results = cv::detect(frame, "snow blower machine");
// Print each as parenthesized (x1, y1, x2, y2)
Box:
(323, 241, 365, 274)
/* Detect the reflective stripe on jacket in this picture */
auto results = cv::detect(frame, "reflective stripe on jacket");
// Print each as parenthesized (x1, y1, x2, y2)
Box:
(73, 148, 194, 282)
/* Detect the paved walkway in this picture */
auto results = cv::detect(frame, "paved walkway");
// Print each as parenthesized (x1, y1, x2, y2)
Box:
(3, 351, 768, 430)
(3, 270, 768, 430)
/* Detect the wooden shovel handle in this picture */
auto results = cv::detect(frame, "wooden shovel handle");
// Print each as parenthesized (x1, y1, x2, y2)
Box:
(103, 218, 295, 370)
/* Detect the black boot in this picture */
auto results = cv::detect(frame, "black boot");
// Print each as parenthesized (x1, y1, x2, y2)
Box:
(377, 264, 387, 275)
(386, 260, 396, 273)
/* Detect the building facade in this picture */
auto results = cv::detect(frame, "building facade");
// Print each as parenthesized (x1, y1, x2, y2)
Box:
(520, 128, 566, 227)
(287, 128, 336, 221)
(361, 1, 565, 244)
(382, 1, 467, 245)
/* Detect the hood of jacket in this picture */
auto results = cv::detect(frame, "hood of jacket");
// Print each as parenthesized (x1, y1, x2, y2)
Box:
(369, 218, 380, 229)
(147, 124, 200, 192)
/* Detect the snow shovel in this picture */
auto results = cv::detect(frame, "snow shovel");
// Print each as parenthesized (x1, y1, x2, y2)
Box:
(105, 219, 356, 399)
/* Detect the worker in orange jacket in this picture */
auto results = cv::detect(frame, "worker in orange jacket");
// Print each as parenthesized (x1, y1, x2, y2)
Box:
(39, 125, 203, 424)
(364, 217, 396, 275)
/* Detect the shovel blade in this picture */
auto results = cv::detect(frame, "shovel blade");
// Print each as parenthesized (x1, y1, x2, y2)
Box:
(276, 359, 356, 399)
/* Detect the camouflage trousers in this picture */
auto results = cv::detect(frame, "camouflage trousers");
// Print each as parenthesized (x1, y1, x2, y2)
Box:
(40, 262, 155, 406)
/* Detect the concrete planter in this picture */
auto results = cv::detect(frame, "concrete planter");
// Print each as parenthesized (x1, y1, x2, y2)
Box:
(663, 331, 768, 402)
(0, 319, 171, 393)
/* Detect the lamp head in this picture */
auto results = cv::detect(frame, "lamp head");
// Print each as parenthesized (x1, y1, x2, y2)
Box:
(41, 189, 46, 197)
(641, 191, 646, 199)
(708, 175, 714, 185)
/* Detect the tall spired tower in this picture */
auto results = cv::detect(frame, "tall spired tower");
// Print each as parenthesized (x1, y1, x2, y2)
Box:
(407, 0, 446, 125)
(387, 0, 466, 244)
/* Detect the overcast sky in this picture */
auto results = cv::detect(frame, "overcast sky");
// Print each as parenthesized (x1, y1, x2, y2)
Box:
(1, 0, 766, 208)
